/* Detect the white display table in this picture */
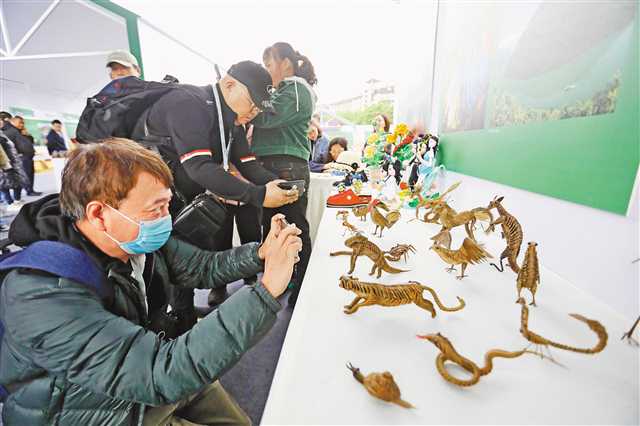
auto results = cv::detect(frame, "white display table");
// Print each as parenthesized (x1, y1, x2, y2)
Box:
(262, 209, 639, 425)
(306, 173, 341, 246)
(51, 157, 66, 193)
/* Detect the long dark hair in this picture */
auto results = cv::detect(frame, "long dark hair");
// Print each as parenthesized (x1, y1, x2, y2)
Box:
(263, 42, 317, 86)
(376, 114, 391, 133)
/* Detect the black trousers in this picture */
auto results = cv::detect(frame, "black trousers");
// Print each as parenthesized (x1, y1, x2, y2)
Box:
(21, 155, 34, 193)
(259, 155, 312, 291)
(213, 203, 262, 252)
(170, 200, 262, 315)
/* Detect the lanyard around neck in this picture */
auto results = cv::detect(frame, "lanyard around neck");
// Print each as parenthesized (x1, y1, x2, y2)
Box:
(212, 85, 231, 172)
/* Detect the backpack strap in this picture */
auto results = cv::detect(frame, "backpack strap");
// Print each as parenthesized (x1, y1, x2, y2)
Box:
(0, 241, 110, 300)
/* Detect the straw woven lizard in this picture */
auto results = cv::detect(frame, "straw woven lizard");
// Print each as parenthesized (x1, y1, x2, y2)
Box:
(331, 235, 408, 278)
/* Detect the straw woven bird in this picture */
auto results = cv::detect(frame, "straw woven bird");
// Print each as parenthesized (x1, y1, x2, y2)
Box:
(431, 237, 493, 279)
(369, 200, 401, 237)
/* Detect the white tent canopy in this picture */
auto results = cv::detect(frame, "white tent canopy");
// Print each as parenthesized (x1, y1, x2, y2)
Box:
(0, 0, 132, 118)
(0, 0, 215, 138)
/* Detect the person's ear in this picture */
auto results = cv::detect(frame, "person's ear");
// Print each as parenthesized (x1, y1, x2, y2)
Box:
(283, 57, 294, 73)
(223, 78, 236, 91)
(85, 201, 108, 232)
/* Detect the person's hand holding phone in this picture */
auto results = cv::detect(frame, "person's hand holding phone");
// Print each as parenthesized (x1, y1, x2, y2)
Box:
(263, 180, 299, 208)
(260, 214, 302, 298)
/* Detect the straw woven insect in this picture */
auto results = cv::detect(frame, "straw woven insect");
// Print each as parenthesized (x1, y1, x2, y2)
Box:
(384, 244, 416, 262)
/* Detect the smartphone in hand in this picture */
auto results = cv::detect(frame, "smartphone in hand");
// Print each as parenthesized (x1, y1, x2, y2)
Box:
(277, 179, 306, 195)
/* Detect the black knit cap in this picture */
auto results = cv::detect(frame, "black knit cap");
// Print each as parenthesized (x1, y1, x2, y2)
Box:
(227, 61, 275, 113)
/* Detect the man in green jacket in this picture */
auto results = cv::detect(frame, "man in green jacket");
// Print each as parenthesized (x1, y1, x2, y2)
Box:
(0, 138, 302, 425)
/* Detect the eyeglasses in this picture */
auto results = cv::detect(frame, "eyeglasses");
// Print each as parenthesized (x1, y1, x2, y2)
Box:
(245, 94, 262, 116)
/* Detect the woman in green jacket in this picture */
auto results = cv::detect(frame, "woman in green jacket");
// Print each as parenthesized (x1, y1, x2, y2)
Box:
(251, 42, 318, 307)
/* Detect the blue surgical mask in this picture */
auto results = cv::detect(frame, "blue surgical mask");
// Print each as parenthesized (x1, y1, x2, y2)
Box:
(104, 205, 172, 254)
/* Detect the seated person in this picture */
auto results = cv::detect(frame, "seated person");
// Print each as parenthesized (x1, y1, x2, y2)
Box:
(309, 136, 348, 172)
(0, 138, 302, 426)
(309, 124, 329, 163)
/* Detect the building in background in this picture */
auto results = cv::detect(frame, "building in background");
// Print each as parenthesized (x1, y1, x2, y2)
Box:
(328, 78, 395, 113)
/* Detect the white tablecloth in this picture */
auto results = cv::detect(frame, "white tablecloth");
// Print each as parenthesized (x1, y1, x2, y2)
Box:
(306, 173, 340, 247)
(262, 208, 639, 424)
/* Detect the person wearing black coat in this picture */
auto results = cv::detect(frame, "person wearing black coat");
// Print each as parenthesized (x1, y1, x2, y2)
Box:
(46, 119, 68, 156)
(0, 117, 30, 203)
(5, 116, 41, 196)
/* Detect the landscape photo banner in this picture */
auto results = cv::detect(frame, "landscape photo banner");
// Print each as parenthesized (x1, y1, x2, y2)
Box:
(434, 1, 639, 215)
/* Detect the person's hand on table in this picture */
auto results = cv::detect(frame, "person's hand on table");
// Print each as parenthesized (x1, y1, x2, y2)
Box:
(322, 162, 337, 171)
(264, 179, 299, 208)
(259, 214, 303, 298)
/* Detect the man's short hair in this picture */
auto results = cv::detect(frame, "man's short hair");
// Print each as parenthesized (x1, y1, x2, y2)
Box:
(0, 111, 12, 121)
(51, 119, 62, 125)
(60, 138, 173, 220)
(329, 137, 348, 151)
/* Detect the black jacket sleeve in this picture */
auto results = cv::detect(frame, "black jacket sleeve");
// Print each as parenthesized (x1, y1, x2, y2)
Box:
(157, 91, 267, 207)
(182, 156, 266, 206)
(230, 126, 278, 185)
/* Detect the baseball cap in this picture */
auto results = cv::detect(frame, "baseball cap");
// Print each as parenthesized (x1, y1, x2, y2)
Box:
(106, 50, 140, 70)
(227, 61, 275, 113)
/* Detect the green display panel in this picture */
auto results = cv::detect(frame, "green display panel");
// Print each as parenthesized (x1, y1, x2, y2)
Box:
(19, 117, 75, 146)
(435, 1, 639, 215)
(9, 107, 34, 118)
(22, 119, 55, 146)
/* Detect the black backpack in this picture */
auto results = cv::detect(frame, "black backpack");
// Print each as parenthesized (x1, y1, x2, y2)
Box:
(76, 76, 180, 143)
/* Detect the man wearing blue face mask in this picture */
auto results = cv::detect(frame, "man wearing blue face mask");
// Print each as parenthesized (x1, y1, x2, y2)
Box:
(0, 138, 302, 425)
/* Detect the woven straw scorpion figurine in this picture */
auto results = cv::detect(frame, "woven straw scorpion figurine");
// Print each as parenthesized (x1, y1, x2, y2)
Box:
(384, 244, 416, 263)
(517, 297, 608, 362)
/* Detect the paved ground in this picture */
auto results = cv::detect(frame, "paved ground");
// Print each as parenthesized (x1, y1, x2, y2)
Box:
(1, 169, 57, 240)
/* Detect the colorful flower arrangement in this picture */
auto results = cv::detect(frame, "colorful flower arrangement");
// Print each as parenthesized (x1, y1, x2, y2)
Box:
(363, 122, 417, 166)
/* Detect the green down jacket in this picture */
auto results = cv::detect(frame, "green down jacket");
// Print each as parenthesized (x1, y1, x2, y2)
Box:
(0, 195, 281, 425)
(251, 76, 318, 162)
